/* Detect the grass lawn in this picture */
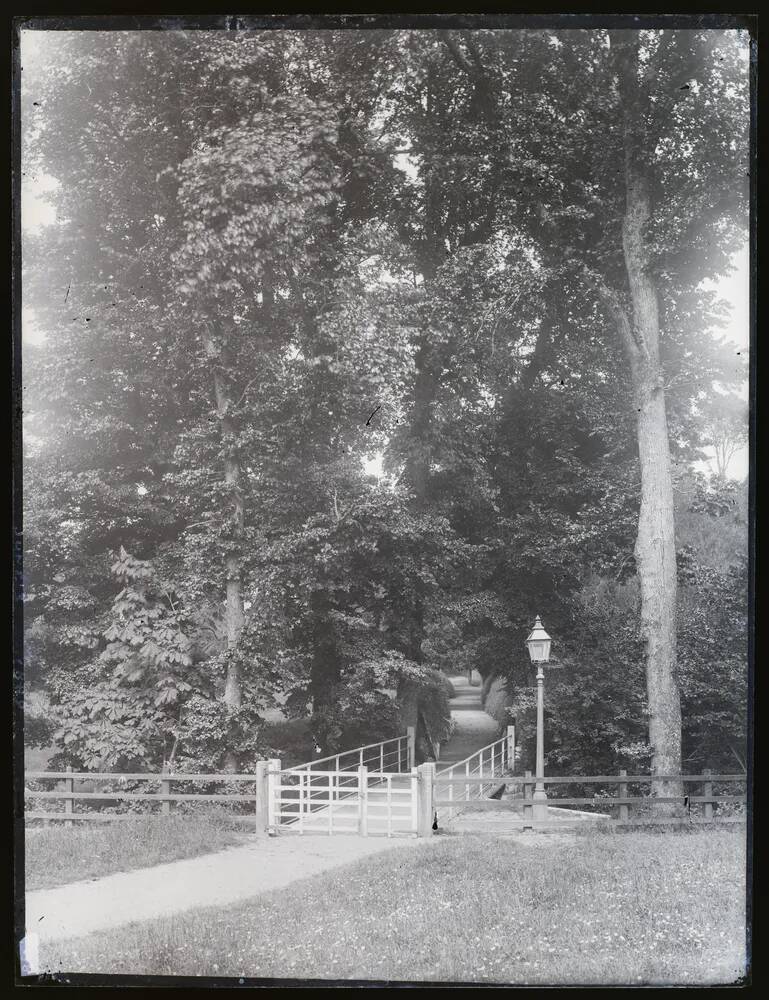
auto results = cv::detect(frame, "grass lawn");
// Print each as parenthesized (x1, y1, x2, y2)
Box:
(25, 810, 249, 890)
(39, 828, 747, 985)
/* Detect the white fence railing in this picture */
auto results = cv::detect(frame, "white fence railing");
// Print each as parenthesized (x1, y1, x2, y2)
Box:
(435, 725, 515, 813)
(294, 732, 413, 776)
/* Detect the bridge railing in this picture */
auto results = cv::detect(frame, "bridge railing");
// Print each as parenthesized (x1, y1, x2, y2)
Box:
(435, 725, 515, 811)
(294, 731, 413, 776)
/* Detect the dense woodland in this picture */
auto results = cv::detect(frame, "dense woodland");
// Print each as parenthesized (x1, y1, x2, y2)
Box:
(21, 28, 749, 782)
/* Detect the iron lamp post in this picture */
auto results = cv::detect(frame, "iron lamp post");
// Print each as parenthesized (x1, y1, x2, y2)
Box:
(526, 615, 552, 823)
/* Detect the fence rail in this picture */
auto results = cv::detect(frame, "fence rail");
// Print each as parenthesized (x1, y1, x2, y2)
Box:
(24, 728, 417, 827)
(25, 759, 747, 832)
(431, 769, 747, 827)
(24, 769, 259, 824)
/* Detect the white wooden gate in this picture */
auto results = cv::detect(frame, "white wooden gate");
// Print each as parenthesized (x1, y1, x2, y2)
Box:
(268, 764, 419, 837)
(264, 727, 515, 838)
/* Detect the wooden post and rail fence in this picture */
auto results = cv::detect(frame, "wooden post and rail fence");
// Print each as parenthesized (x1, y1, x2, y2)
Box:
(24, 725, 746, 835)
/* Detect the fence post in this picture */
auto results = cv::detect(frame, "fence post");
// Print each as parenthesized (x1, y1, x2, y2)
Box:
(417, 762, 435, 838)
(267, 758, 280, 835)
(523, 769, 533, 830)
(703, 768, 713, 821)
(161, 766, 170, 817)
(407, 726, 416, 770)
(618, 769, 629, 823)
(255, 760, 269, 835)
(506, 725, 515, 772)
(65, 766, 74, 827)
(380, 743, 384, 773)
(358, 765, 368, 837)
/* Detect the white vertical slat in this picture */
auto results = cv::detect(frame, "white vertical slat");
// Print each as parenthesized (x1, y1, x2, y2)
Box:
(465, 759, 470, 802)
(298, 772, 305, 834)
(267, 758, 279, 831)
(380, 743, 384, 773)
(328, 773, 333, 835)
(387, 774, 392, 837)
(410, 767, 418, 834)
(358, 765, 368, 837)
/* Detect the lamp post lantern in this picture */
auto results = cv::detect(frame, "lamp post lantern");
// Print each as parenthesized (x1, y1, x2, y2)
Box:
(526, 615, 552, 823)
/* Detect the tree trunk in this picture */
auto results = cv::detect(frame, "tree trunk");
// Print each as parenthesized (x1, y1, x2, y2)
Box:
(203, 328, 245, 770)
(613, 35, 683, 803)
(399, 153, 443, 664)
(309, 589, 341, 753)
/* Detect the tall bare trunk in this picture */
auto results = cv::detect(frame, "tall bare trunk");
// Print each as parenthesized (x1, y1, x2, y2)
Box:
(203, 328, 244, 769)
(309, 588, 341, 753)
(613, 35, 683, 801)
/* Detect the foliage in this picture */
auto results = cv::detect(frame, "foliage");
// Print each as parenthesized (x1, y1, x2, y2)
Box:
(47, 549, 205, 770)
(22, 29, 749, 780)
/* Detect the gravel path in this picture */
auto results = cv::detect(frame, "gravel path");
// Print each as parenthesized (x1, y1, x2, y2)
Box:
(438, 674, 499, 769)
(23, 677, 499, 955)
(25, 834, 432, 946)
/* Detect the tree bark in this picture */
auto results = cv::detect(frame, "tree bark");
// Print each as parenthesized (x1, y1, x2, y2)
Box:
(308, 588, 341, 752)
(203, 327, 245, 772)
(612, 34, 683, 802)
(400, 336, 435, 666)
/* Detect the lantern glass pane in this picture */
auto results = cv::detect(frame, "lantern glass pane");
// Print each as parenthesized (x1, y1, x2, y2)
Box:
(527, 638, 552, 662)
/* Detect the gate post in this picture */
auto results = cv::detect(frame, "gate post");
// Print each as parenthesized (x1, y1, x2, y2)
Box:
(64, 766, 74, 827)
(407, 726, 416, 769)
(267, 758, 281, 836)
(506, 726, 515, 772)
(618, 769, 629, 823)
(703, 769, 713, 821)
(417, 762, 435, 838)
(523, 769, 534, 830)
(255, 760, 269, 835)
(358, 765, 368, 837)
(160, 765, 171, 816)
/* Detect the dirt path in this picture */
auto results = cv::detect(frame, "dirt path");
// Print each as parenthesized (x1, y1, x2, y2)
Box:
(438, 674, 499, 769)
(25, 834, 433, 945)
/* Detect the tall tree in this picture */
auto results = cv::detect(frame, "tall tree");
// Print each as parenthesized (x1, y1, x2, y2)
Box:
(429, 27, 748, 795)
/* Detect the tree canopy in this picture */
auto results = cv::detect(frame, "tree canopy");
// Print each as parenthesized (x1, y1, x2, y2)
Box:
(22, 26, 749, 780)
